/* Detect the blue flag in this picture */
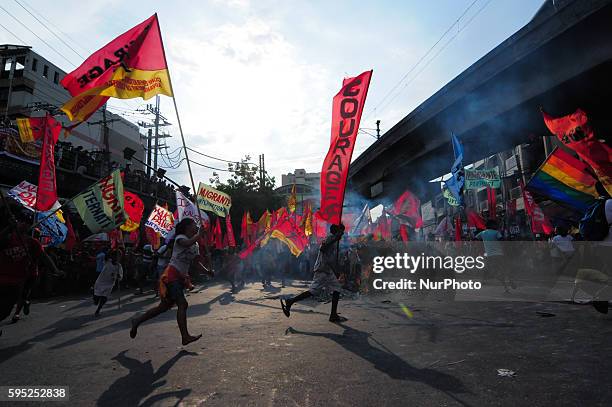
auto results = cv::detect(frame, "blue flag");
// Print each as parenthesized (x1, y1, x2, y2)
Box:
(448, 133, 464, 205)
(36, 211, 68, 247)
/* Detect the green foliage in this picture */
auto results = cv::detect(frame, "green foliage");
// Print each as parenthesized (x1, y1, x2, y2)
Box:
(209, 156, 283, 243)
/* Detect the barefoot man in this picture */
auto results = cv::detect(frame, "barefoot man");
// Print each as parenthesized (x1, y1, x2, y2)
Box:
(281, 224, 347, 323)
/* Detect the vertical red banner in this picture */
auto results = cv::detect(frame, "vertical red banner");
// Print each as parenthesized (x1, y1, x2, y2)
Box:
(225, 213, 236, 247)
(35, 115, 62, 211)
(320, 70, 372, 224)
(520, 181, 553, 235)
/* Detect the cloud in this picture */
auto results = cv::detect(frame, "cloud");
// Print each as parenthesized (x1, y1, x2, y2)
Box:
(162, 16, 336, 187)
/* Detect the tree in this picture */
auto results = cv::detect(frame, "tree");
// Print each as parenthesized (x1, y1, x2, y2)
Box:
(209, 155, 282, 245)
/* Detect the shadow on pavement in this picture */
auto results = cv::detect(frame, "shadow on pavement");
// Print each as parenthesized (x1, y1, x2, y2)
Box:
(286, 324, 472, 406)
(97, 349, 195, 407)
(236, 299, 328, 316)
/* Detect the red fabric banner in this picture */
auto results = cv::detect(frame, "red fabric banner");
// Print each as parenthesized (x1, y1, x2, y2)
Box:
(520, 181, 553, 235)
(35, 115, 62, 211)
(390, 190, 423, 228)
(240, 212, 250, 246)
(466, 209, 486, 230)
(454, 217, 462, 241)
(399, 224, 409, 242)
(320, 70, 372, 224)
(487, 187, 497, 220)
(214, 218, 223, 250)
(542, 109, 612, 196)
(225, 213, 236, 247)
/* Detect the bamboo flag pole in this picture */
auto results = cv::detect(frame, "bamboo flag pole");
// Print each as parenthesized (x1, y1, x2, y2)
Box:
(155, 13, 203, 227)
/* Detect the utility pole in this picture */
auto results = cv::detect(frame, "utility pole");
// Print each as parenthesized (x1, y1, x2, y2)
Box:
(258, 154, 266, 190)
(153, 95, 160, 170)
(88, 105, 119, 172)
(376, 120, 381, 139)
(138, 96, 171, 173)
(3, 57, 16, 123)
(146, 129, 152, 177)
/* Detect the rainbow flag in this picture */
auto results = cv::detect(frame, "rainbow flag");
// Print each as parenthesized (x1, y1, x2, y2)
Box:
(526, 147, 598, 211)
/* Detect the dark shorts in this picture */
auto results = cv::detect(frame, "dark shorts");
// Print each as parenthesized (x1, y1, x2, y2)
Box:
(163, 280, 186, 306)
(0, 285, 21, 322)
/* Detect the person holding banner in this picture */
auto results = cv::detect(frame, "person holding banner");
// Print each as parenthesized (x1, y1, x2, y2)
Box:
(280, 224, 347, 323)
(130, 218, 207, 345)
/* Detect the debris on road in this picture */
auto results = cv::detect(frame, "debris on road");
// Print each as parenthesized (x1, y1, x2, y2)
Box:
(497, 369, 516, 377)
(399, 303, 413, 318)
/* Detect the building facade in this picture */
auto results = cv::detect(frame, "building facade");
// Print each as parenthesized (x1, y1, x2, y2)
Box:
(0, 44, 145, 166)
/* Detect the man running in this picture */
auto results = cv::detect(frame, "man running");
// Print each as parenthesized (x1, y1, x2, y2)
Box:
(280, 223, 347, 323)
(130, 218, 208, 345)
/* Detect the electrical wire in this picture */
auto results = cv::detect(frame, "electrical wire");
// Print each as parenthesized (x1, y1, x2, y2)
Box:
(0, 21, 28, 44)
(13, 0, 85, 60)
(374, 0, 494, 116)
(0, 4, 77, 68)
(17, 0, 90, 55)
(365, 0, 481, 120)
(186, 146, 258, 167)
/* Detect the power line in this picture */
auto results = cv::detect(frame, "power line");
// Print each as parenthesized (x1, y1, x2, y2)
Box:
(0, 21, 27, 44)
(17, 0, 90, 55)
(186, 146, 258, 166)
(189, 159, 232, 172)
(375, 0, 494, 117)
(13, 0, 85, 60)
(0, 4, 76, 68)
(365, 0, 480, 120)
(4, 2, 140, 115)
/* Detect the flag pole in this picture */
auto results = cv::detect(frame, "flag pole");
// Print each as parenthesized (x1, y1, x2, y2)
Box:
(155, 14, 203, 227)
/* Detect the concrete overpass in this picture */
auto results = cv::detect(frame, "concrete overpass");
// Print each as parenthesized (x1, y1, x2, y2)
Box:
(348, 0, 612, 204)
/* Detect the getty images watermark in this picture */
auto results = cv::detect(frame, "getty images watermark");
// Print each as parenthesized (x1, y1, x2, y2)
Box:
(371, 253, 486, 291)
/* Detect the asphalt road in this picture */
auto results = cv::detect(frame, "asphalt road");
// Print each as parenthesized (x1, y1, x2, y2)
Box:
(1, 280, 611, 406)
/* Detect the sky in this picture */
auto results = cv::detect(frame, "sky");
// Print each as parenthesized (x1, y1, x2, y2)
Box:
(0, 0, 544, 190)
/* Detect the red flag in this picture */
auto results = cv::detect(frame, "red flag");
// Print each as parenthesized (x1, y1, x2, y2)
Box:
(269, 212, 308, 256)
(240, 212, 250, 246)
(454, 217, 462, 241)
(145, 226, 160, 249)
(399, 224, 409, 242)
(466, 208, 486, 230)
(320, 70, 372, 224)
(121, 191, 144, 232)
(35, 115, 62, 211)
(225, 213, 236, 247)
(313, 210, 328, 239)
(60, 14, 172, 123)
(380, 210, 392, 241)
(520, 181, 553, 235)
(542, 109, 612, 196)
(390, 190, 423, 228)
(487, 187, 497, 220)
(214, 218, 223, 249)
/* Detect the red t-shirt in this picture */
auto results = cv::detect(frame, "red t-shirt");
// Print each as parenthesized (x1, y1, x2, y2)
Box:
(0, 233, 44, 285)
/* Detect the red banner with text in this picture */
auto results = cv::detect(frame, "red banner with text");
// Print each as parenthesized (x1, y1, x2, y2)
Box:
(319, 70, 372, 225)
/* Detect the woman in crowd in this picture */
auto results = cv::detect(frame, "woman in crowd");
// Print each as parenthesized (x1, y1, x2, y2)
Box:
(129, 218, 207, 345)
